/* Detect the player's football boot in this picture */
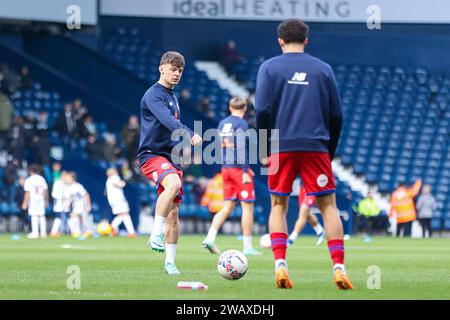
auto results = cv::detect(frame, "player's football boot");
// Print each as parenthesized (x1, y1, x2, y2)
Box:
(128, 233, 137, 239)
(333, 268, 354, 290)
(49, 232, 60, 239)
(316, 232, 325, 246)
(287, 238, 294, 247)
(275, 264, 293, 289)
(148, 233, 165, 253)
(201, 240, 221, 254)
(110, 228, 118, 237)
(164, 262, 180, 275)
(27, 233, 39, 239)
(243, 247, 262, 256)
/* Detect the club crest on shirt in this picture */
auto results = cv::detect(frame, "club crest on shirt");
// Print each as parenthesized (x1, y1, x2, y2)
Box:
(161, 163, 171, 170)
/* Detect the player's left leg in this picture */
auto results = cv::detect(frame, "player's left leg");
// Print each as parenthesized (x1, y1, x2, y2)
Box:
(306, 211, 325, 245)
(241, 201, 262, 255)
(165, 203, 180, 275)
(120, 212, 137, 238)
(288, 206, 309, 246)
(203, 200, 236, 254)
(50, 212, 61, 238)
(269, 195, 293, 289)
(38, 214, 47, 238)
(316, 194, 353, 290)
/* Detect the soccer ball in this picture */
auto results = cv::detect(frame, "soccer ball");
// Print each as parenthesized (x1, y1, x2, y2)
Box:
(217, 250, 248, 280)
(96, 221, 112, 236)
(259, 233, 271, 248)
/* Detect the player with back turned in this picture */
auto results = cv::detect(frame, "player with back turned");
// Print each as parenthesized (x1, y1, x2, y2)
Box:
(255, 19, 353, 289)
(138, 51, 202, 275)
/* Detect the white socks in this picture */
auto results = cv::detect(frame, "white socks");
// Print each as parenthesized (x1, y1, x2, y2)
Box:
(39, 216, 47, 236)
(243, 235, 253, 250)
(152, 214, 167, 236)
(333, 264, 346, 273)
(51, 218, 61, 235)
(122, 215, 136, 234)
(111, 215, 123, 231)
(275, 259, 287, 271)
(313, 224, 324, 235)
(68, 217, 80, 235)
(289, 231, 298, 241)
(165, 243, 177, 264)
(205, 226, 218, 242)
(31, 216, 39, 236)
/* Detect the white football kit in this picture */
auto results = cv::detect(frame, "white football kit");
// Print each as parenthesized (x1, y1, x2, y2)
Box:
(24, 174, 48, 216)
(106, 175, 130, 214)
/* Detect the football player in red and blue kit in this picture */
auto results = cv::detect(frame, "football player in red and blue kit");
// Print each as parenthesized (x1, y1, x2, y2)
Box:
(255, 19, 353, 289)
(202, 97, 261, 256)
(138, 51, 202, 275)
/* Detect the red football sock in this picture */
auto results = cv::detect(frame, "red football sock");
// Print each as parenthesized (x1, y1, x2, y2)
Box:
(327, 239, 345, 265)
(270, 232, 288, 261)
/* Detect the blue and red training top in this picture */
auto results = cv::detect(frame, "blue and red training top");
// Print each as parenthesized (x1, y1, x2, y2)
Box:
(255, 52, 343, 159)
(137, 83, 194, 168)
(218, 115, 249, 171)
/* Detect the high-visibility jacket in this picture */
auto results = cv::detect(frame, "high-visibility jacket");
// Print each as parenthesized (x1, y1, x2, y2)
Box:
(389, 180, 422, 223)
(200, 173, 224, 214)
(358, 197, 380, 217)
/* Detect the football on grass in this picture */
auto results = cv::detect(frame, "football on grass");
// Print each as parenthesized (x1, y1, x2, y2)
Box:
(217, 249, 248, 280)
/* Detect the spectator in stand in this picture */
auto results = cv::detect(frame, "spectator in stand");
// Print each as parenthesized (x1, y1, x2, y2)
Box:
(120, 115, 140, 164)
(0, 63, 18, 95)
(5, 157, 20, 205)
(54, 103, 77, 149)
(197, 96, 215, 119)
(19, 66, 33, 90)
(7, 117, 27, 162)
(32, 111, 51, 166)
(244, 93, 257, 129)
(0, 91, 13, 148)
(102, 133, 121, 163)
(179, 88, 196, 111)
(73, 98, 88, 124)
(221, 40, 243, 78)
(85, 134, 103, 161)
(416, 184, 437, 239)
(78, 114, 97, 139)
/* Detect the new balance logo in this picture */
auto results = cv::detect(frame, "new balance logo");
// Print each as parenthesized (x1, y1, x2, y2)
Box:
(288, 72, 309, 85)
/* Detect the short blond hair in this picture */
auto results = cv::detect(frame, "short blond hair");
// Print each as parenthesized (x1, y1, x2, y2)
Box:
(229, 97, 247, 110)
(106, 168, 117, 176)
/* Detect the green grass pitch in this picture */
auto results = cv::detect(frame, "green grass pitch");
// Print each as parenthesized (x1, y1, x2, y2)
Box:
(0, 234, 449, 299)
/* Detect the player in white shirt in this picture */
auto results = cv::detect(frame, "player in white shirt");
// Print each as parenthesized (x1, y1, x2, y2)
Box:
(106, 168, 136, 238)
(50, 171, 72, 238)
(66, 172, 92, 238)
(21, 165, 49, 239)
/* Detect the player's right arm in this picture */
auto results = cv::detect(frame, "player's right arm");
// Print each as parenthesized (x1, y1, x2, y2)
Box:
(327, 67, 343, 160)
(22, 191, 29, 210)
(144, 93, 201, 145)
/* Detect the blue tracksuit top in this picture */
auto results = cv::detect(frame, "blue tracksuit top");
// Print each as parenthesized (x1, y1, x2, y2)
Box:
(218, 115, 249, 170)
(137, 82, 195, 168)
(255, 52, 343, 159)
